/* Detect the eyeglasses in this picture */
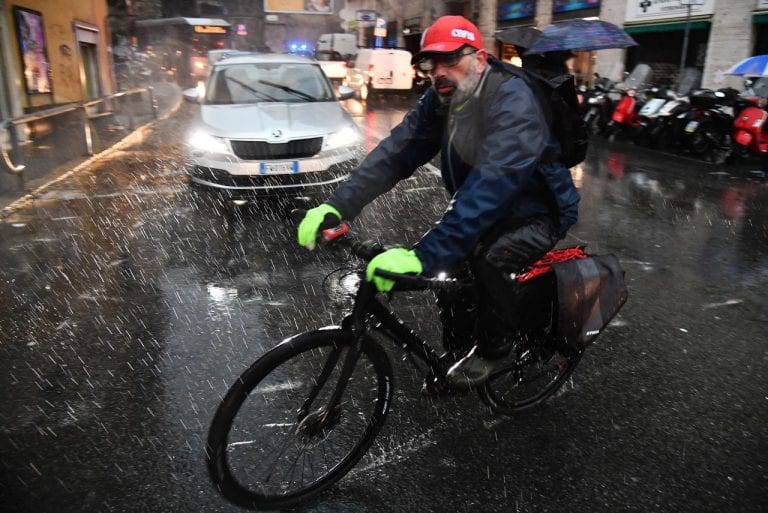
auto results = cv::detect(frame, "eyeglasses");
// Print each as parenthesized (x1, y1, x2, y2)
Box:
(416, 49, 476, 73)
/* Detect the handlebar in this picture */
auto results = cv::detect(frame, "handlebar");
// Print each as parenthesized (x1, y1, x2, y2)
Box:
(289, 209, 466, 292)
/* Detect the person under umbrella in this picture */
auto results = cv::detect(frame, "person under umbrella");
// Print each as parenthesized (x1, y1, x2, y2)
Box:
(496, 26, 573, 76)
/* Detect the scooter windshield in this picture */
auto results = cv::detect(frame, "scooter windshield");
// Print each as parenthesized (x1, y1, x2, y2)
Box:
(622, 64, 652, 90)
(677, 68, 702, 96)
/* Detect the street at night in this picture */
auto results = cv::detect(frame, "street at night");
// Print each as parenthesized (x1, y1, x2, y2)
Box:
(1, 92, 766, 512)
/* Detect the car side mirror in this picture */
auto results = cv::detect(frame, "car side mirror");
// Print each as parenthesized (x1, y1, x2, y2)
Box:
(337, 85, 355, 101)
(183, 88, 201, 104)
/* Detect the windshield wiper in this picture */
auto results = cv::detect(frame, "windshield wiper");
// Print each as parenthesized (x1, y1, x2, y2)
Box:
(258, 79, 318, 101)
(224, 76, 277, 101)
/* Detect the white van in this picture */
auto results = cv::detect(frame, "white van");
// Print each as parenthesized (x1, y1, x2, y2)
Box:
(345, 48, 414, 101)
(316, 33, 358, 59)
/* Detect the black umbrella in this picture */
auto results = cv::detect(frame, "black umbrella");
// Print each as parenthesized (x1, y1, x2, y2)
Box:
(496, 26, 542, 51)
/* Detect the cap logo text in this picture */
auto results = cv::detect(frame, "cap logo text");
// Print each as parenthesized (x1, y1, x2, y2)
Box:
(451, 29, 475, 41)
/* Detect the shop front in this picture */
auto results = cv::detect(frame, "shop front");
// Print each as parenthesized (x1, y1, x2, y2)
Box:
(4, 0, 112, 110)
(753, 1, 768, 54)
(495, 0, 536, 64)
(623, 0, 714, 87)
(495, 0, 602, 86)
(550, 0, 602, 85)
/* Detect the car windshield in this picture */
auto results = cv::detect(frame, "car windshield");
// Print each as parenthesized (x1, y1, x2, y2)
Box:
(205, 62, 334, 104)
(315, 51, 342, 61)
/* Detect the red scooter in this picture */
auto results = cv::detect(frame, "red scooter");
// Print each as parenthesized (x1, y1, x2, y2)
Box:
(607, 64, 652, 140)
(732, 98, 768, 168)
(611, 89, 642, 127)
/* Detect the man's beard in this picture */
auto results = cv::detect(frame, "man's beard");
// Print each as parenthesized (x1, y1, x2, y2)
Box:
(433, 59, 482, 106)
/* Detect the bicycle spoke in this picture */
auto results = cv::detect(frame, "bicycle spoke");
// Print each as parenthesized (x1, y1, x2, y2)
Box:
(261, 423, 301, 487)
(207, 330, 391, 508)
(480, 341, 583, 414)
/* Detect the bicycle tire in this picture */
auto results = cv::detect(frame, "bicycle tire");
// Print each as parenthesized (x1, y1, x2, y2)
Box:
(479, 335, 583, 415)
(206, 328, 393, 510)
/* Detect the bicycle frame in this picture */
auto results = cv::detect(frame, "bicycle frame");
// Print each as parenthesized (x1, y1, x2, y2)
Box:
(295, 234, 589, 425)
(303, 277, 444, 422)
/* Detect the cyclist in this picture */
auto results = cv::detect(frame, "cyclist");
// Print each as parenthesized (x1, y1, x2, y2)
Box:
(297, 15, 580, 390)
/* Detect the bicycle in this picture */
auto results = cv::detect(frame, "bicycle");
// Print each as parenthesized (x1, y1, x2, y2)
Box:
(206, 214, 591, 510)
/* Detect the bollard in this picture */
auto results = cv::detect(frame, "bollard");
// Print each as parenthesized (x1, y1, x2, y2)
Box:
(127, 93, 135, 130)
(148, 86, 157, 119)
(1, 122, 26, 175)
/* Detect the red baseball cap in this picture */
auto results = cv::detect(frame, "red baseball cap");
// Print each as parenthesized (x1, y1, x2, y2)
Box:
(412, 16, 484, 63)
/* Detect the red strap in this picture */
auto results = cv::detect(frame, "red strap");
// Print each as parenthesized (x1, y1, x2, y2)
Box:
(515, 246, 587, 283)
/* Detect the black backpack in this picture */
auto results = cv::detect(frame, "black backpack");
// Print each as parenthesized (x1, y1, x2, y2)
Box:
(497, 62, 589, 168)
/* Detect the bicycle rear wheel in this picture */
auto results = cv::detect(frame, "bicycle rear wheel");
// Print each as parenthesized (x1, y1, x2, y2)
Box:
(479, 334, 583, 415)
(207, 328, 393, 510)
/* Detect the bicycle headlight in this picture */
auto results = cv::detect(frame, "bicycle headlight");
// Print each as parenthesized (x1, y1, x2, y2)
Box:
(324, 125, 362, 150)
(187, 130, 229, 154)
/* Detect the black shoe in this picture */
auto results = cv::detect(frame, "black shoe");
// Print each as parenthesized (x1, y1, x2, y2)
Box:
(445, 346, 501, 389)
(421, 374, 469, 397)
(420, 348, 472, 397)
(421, 374, 449, 396)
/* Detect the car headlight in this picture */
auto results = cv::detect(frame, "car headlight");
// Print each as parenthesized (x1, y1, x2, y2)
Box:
(324, 125, 362, 150)
(187, 130, 229, 154)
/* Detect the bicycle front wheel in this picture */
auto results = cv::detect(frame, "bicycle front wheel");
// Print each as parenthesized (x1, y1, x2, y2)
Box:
(480, 336, 583, 415)
(207, 328, 393, 510)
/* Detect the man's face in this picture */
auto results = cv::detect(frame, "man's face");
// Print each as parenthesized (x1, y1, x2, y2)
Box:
(419, 47, 488, 103)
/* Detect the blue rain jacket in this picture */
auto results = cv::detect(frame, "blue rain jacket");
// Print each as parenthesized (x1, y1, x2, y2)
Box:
(327, 58, 580, 275)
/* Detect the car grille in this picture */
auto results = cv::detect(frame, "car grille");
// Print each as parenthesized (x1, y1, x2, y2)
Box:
(229, 137, 323, 160)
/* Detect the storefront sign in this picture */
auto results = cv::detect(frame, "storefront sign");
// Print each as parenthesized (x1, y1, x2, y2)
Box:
(553, 0, 601, 13)
(625, 0, 714, 23)
(356, 10, 377, 27)
(194, 25, 227, 34)
(13, 7, 51, 94)
(264, 0, 333, 14)
(374, 17, 387, 37)
(498, 0, 536, 21)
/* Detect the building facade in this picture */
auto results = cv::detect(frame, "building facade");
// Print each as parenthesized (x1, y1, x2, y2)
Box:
(495, 0, 760, 89)
(0, 0, 113, 118)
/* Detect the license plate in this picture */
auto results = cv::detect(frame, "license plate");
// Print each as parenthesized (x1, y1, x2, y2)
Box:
(376, 77, 393, 84)
(685, 120, 699, 133)
(259, 161, 298, 174)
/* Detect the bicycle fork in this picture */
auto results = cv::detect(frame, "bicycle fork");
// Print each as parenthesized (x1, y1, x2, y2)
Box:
(296, 283, 377, 429)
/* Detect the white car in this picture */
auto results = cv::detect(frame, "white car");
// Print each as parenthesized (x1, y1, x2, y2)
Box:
(315, 50, 348, 84)
(344, 48, 415, 101)
(183, 53, 362, 195)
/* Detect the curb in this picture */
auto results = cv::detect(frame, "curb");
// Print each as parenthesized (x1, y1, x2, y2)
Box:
(0, 84, 183, 220)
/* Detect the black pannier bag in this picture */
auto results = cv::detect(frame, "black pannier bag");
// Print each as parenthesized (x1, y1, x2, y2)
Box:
(552, 254, 628, 349)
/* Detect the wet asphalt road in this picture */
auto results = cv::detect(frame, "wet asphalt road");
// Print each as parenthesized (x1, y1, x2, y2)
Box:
(1, 97, 767, 513)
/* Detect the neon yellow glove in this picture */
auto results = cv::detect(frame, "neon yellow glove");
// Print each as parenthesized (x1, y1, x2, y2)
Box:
(366, 248, 423, 293)
(297, 204, 341, 250)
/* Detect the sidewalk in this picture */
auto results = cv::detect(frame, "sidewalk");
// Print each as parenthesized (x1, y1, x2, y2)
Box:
(0, 81, 182, 213)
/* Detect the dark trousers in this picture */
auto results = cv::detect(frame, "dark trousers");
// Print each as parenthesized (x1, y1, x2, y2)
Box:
(436, 216, 560, 358)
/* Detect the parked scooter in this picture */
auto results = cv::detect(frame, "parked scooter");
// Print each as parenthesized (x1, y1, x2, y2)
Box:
(582, 74, 617, 136)
(732, 97, 768, 168)
(607, 64, 652, 141)
(683, 88, 740, 164)
(633, 85, 673, 146)
(637, 68, 701, 149)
